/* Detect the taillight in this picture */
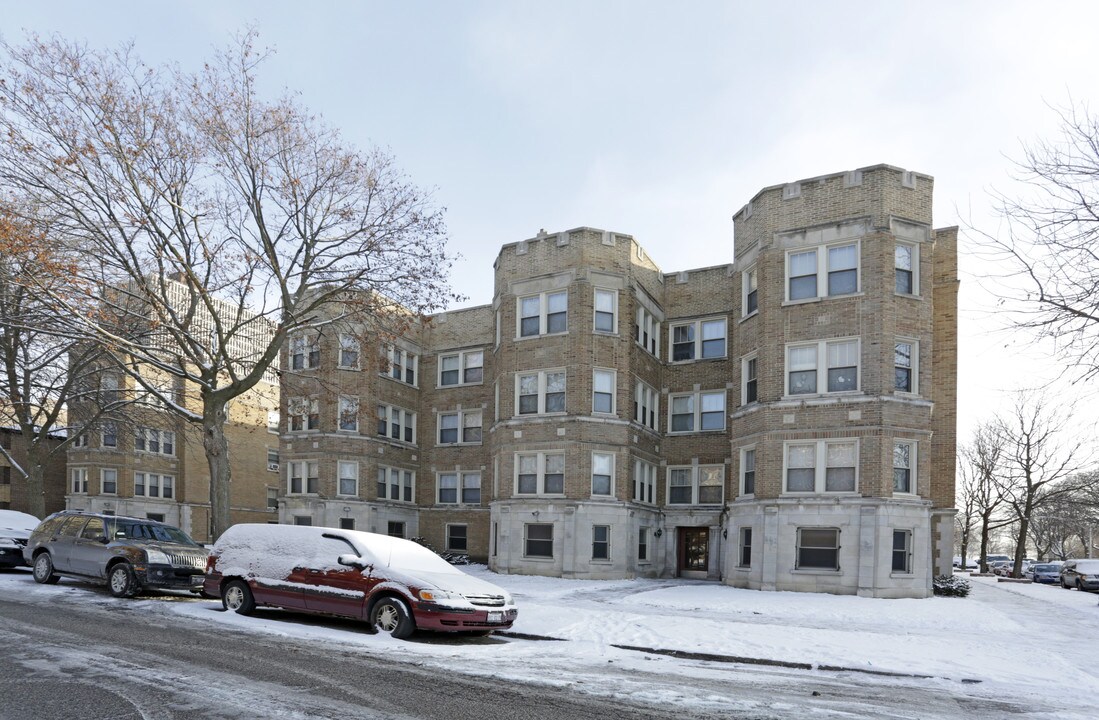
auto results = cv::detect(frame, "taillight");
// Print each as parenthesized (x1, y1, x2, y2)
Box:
(205, 555, 216, 573)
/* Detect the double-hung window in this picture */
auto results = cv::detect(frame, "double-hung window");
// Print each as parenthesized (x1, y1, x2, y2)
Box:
(290, 333, 319, 370)
(99, 374, 120, 404)
(438, 349, 482, 387)
(101, 468, 117, 495)
(740, 447, 756, 496)
(337, 461, 359, 496)
(134, 472, 174, 499)
(437, 471, 481, 504)
(669, 390, 726, 433)
(784, 440, 858, 493)
(515, 452, 565, 495)
(670, 318, 726, 361)
(592, 369, 615, 414)
(438, 409, 482, 445)
(895, 340, 918, 394)
(591, 452, 614, 496)
(338, 396, 359, 432)
(634, 380, 659, 431)
(288, 397, 319, 431)
(287, 460, 319, 494)
(594, 289, 617, 333)
(797, 527, 840, 570)
(786, 242, 860, 301)
(742, 354, 758, 405)
(895, 243, 918, 295)
(383, 346, 418, 385)
(135, 428, 175, 456)
(377, 466, 414, 502)
(635, 306, 660, 356)
(447, 524, 468, 552)
(516, 370, 566, 415)
(786, 339, 860, 396)
(892, 530, 913, 573)
(70, 467, 88, 494)
(519, 291, 567, 337)
(638, 527, 649, 562)
(633, 459, 656, 504)
(666, 465, 724, 505)
(743, 266, 758, 316)
(376, 404, 415, 444)
(338, 334, 360, 369)
(101, 421, 118, 448)
(739, 527, 753, 568)
(893, 440, 916, 494)
(524, 523, 554, 558)
(592, 525, 610, 561)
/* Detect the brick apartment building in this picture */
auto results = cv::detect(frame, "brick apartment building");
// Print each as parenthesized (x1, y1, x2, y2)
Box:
(278, 164, 958, 598)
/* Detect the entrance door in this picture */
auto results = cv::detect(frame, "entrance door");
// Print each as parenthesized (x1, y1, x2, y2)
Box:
(678, 527, 709, 578)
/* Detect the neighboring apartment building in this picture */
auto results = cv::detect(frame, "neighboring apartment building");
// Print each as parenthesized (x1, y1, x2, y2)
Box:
(65, 279, 280, 543)
(278, 164, 958, 598)
(0, 427, 67, 514)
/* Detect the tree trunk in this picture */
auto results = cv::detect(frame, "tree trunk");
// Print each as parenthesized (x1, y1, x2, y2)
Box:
(978, 513, 992, 573)
(202, 400, 231, 541)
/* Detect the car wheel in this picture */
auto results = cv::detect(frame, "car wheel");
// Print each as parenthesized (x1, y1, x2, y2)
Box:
(1061, 578, 1070, 589)
(1077, 579, 1085, 591)
(32, 553, 60, 585)
(222, 579, 255, 615)
(108, 563, 139, 598)
(371, 597, 415, 639)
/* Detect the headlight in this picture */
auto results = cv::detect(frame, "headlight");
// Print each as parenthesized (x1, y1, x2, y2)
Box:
(145, 549, 170, 564)
(418, 589, 457, 603)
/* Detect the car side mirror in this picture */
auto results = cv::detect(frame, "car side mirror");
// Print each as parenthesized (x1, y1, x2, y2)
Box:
(337, 553, 366, 570)
(98, 536, 109, 544)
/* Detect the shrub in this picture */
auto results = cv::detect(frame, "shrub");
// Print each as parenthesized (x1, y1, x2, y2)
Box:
(933, 574, 971, 597)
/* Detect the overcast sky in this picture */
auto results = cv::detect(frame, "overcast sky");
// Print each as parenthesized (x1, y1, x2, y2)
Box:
(5, 1, 1099, 442)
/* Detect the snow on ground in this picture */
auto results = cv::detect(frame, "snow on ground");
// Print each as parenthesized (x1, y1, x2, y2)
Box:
(3, 567, 1097, 718)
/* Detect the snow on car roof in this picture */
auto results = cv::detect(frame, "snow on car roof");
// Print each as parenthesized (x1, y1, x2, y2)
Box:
(0, 509, 40, 532)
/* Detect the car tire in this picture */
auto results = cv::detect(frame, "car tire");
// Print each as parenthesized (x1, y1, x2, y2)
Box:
(222, 579, 256, 615)
(371, 597, 415, 639)
(108, 563, 139, 598)
(1061, 578, 1070, 589)
(32, 553, 60, 585)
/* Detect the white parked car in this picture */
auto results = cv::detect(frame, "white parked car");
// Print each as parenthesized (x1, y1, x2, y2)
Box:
(0, 509, 40, 569)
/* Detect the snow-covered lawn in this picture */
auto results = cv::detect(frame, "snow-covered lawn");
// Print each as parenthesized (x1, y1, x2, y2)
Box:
(3, 568, 1096, 718)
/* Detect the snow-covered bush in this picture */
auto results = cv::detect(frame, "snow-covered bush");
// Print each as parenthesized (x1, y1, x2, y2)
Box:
(933, 575, 971, 597)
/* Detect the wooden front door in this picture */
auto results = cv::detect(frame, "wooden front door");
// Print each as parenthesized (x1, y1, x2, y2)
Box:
(678, 527, 709, 578)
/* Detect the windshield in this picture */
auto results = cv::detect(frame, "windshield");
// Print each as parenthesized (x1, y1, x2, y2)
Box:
(113, 520, 197, 546)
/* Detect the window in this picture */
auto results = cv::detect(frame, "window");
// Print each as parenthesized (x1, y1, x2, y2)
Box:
(134, 428, 175, 456)
(638, 527, 649, 562)
(739, 527, 753, 568)
(515, 452, 565, 495)
(437, 471, 481, 504)
(383, 346, 418, 385)
(447, 524, 468, 552)
(784, 440, 859, 493)
(670, 318, 726, 361)
(591, 452, 614, 496)
(267, 448, 280, 470)
(71, 467, 88, 494)
(267, 411, 280, 433)
(99, 374, 120, 404)
(634, 381, 659, 431)
(524, 523, 554, 558)
(895, 340, 917, 394)
(743, 266, 758, 316)
(666, 465, 724, 505)
(376, 404, 415, 444)
(740, 447, 756, 496)
(635, 305, 660, 356)
(134, 472, 174, 499)
(895, 243, 918, 295)
(438, 409, 482, 445)
(339, 518, 355, 530)
(893, 441, 915, 494)
(669, 390, 725, 433)
(288, 397, 319, 431)
(438, 349, 483, 387)
(290, 333, 319, 370)
(101, 421, 117, 448)
(786, 242, 860, 301)
(892, 529, 913, 573)
(516, 370, 566, 415)
(338, 396, 359, 432)
(633, 459, 656, 504)
(338, 461, 358, 496)
(266, 487, 278, 510)
(742, 354, 758, 405)
(519, 291, 567, 337)
(145, 514, 164, 523)
(592, 369, 615, 414)
(377, 466, 414, 503)
(288, 460, 319, 494)
(294, 516, 313, 526)
(594, 289, 617, 333)
(388, 521, 405, 538)
(785, 339, 860, 395)
(338, 334, 360, 369)
(101, 468, 117, 495)
(797, 527, 840, 570)
(72, 433, 88, 448)
(592, 525, 610, 560)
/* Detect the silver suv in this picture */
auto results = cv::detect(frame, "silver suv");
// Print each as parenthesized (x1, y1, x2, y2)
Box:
(23, 511, 208, 597)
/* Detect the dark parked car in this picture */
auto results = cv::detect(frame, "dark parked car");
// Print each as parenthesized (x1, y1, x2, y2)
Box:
(0, 510, 39, 568)
(1030, 562, 1062, 584)
(23, 510, 208, 597)
(1059, 559, 1099, 591)
(204, 523, 518, 638)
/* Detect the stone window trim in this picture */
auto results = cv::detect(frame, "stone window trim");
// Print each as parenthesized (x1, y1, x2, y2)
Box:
(134, 427, 175, 457)
(741, 353, 758, 406)
(894, 338, 920, 396)
(593, 287, 619, 334)
(515, 368, 567, 417)
(668, 317, 727, 363)
(337, 333, 361, 370)
(892, 529, 914, 575)
(783, 240, 862, 304)
(436, 409, 483, 446)
(377, 465, 416, 504)
(893, 439, 918, 495)
(438, 348, 484, 388)
(382, 345, 419, 386)
(742, 265, 759, 318)
(376, 403, 417, 445)
(633, 458, 656, 505)
(592, 368, 617, 416)
(796, 526, 841, 571)
(634, 380, 660, 432)
(591, 451, 615, 497)
(739, 446, 756, 498)
(337, 460, 359, 497)
(289, 332, 320, 371)
(635, 304, 661, 358)
(514, 451, 566, 497)
(895, 241, 920, 297)
(287, 459, 320, 495)
(436, 470, 482, 505)
(338, 395, 359, 433)
(784, 337, 861, 398)
(517, 290, 568, 339)
(782, 439, 860, 495)
(666, 464, 725, 506)
(668, 389, 727, 434)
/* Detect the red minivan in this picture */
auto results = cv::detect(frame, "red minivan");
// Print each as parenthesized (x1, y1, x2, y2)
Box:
(203, 524, 517, 638)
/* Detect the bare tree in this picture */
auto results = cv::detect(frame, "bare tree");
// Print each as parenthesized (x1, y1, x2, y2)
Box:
(958, 422, 1014, 573)
(994, 392, 1089, 575)
(0, 32, 457, 536)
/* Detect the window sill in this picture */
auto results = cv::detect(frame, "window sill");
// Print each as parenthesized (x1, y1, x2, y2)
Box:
(337, 365, 361, 371)
(589, 560, 613, 565)
(667, 428, 727, 436)
(782, 291, 865, 307)
(513, 412, 568, 420)
(791, 568, 841, 575)
(435, 442, 483, 448)
(890, 572, 915, 578)
(380, 374, 417, 388)
(665, 503, 724, 509)
(782, 391, 862, 401)
(514, 331, 569, 342)
(593, 331, 620, 338)
(513, 494, 567, 499)
(734, 565, 751, 572)
(437, 382, 483, 390)
(738, 310, 759, 324)
(780, 491, 860, 498)
(668, 355, 728, 365)
(894, 292, 921, 300)
(521, 556, 555, 562)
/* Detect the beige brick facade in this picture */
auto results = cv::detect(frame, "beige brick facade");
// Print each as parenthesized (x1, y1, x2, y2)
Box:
(278, 164, 958, 598)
